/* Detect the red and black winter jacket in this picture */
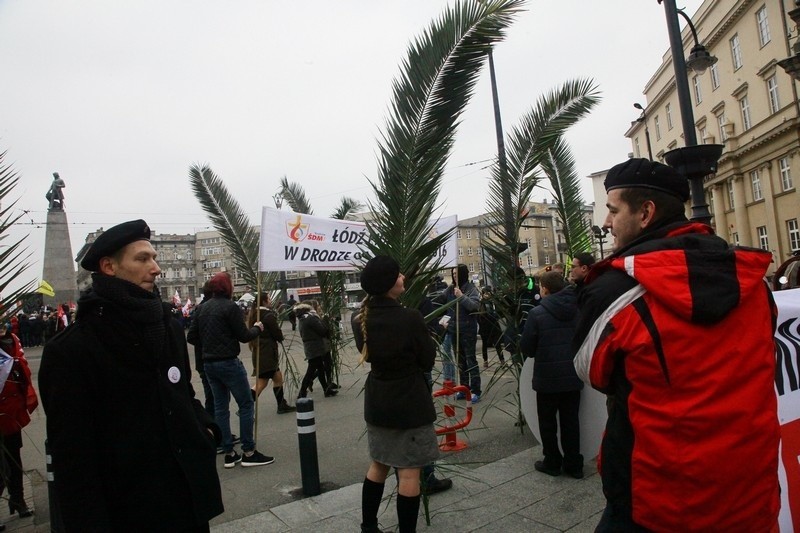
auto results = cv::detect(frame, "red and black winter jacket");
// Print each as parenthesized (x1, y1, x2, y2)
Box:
(573, 220, 780, 532)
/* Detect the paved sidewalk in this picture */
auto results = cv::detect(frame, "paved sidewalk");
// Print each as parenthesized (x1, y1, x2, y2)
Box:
(212, 448, 605, 532)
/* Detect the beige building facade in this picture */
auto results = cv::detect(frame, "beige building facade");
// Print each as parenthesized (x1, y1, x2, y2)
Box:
(626, 0, 800, 274)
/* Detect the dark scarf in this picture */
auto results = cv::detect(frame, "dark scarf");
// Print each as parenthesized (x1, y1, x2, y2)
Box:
(91, 274, 167, 356)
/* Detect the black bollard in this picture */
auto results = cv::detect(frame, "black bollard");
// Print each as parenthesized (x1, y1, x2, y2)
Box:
(45, 439, 64, 532)
(296, 398, 321, 496)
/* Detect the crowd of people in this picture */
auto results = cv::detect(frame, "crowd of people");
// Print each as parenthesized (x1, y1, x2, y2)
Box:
(11, 155, 784, 531)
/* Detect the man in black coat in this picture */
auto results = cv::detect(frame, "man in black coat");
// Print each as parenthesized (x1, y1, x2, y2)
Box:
(520, 271, 584, 479)
(39, 220, 223, 532)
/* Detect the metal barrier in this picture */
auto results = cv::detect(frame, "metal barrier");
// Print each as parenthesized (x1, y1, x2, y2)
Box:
(432, 379, 473, 451)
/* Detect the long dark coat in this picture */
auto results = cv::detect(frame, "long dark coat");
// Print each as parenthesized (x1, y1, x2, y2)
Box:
(352, 296, 437, 429)
(39, 288, 223, 532)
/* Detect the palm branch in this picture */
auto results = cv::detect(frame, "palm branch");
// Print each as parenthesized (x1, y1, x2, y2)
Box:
(0, 150, 34, 319)
(365, 0, 524, 310)
(480, 79, 600, 423)
(539, 136, 593, 258)
(188, 164, 272, 291)
(482, 78, 600, 288)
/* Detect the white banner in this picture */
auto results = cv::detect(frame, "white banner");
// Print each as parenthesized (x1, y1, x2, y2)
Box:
(774, 288, 800, 533)
(259, 207, 457, 272)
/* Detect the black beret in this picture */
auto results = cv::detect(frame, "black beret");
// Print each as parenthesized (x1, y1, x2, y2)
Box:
(80, 219, 151, 271)
(604, 158, 690, 202)
(360, 255, 400, 296)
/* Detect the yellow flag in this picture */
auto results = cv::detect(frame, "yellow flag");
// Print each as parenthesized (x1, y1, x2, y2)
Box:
(36, 280, 55, 297)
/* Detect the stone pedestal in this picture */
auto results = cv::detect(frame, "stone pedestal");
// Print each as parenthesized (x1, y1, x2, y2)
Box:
(42, 208, 79, 306)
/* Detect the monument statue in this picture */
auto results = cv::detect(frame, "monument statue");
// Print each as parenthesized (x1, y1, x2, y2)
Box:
(46, 172, 66, 210)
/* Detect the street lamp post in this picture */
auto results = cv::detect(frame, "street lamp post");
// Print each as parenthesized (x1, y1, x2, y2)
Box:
(659, 0, 724, 225)
(778, 2, 800, 80)
(633, 103, 654, 160)
(476, 220, 488, 288)
(592, 225, 609, 259)
(272, 192, 288, 303)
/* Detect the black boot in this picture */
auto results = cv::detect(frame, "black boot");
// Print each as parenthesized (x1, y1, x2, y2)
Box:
(274, 387, 296, 413)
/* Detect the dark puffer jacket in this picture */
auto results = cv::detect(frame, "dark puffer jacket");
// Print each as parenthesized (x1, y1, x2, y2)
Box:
(187, 296, 260, 361)
(295, 303, 329, 360)
(520, 285, 583, 393)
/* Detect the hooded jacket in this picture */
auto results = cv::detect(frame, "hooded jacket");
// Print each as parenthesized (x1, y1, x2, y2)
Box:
(295, 303, 329, 360)
(572, 220, 779, 532)
(521, 285, 582, 393)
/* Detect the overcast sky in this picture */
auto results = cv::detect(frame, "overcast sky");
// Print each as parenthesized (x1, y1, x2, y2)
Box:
(1, 0, 704, 291)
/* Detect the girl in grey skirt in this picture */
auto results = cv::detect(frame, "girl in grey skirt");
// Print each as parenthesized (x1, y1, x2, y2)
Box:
(352, 256, 438, 533)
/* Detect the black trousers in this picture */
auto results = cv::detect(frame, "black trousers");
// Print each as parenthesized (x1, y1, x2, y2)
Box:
(536, 390, 581, 469)
(300, 358, 328, 394)
(0, 431, 24, 504)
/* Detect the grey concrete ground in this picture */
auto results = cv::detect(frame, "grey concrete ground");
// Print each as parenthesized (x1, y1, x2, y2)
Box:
(17, 317, 605, 532)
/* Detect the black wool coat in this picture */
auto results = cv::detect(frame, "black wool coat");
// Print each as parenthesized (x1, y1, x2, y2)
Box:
(352, 296, 437, 429)
(39, 288, 223, 532)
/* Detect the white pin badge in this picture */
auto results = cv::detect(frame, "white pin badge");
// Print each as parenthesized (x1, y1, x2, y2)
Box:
(167, 366, 181, 384)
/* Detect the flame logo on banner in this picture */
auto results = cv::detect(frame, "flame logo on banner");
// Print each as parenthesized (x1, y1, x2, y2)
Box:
(776, 316, 800, 396)
(287, 215, 309, 243)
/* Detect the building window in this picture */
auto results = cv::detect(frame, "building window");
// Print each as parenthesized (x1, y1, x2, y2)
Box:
(730, 34, 743, 70)
(767, 75, 780, 114)
(542, 237, 549, 248)
(467, 247, 473, 256)
(700, 126, 709, 144)
(750, 170, 762, 201)
(788, 219, 800, 252)
(757, 226, 769, 251)
(468, 263, 475, 272)
(465, 229, 471, 239)
(665, 104, 673, 130)
(780, 156, 794, 191)
(458, 247, 463, 257)
(756, 5, 771, 47)
(526, 256, 534, 267)
(710, 63, 720, 90)
(693, 76, 703, 104)
(654, 115, 661, 140)
(717, 113, 728, 142)
(544, 255, 550, 265)
(739, 96, 752, 131)
(730, 231, 739, 246)
(634, 137, 641, 158)
(457, 230, 462, 239)
(728, 179, 735, 209)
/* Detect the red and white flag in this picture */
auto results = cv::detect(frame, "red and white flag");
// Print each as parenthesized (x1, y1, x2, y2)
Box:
(173, 290, 181, 307)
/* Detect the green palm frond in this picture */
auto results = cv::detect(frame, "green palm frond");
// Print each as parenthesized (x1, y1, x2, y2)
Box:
(331, 197, 364, 221)
(540, 136, 592, 258)
(279, 176, 313, 215)
(366, 0, 525, 308)
(483, 78, 600, 284)
(189, 164, 264, 290)
(0, 150, 34, 319)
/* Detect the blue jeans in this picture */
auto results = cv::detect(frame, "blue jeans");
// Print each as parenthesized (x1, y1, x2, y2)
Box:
(440, 334, 456, 383)
(204, 358, 255, 453)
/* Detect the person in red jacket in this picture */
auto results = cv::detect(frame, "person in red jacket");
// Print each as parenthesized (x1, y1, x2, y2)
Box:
(0, 321, 38, 529)
(573, 159, 779, 532)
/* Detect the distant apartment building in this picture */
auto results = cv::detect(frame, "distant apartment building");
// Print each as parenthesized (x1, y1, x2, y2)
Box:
(625, 0, 800, 274)
(456, 199, 594, 286)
